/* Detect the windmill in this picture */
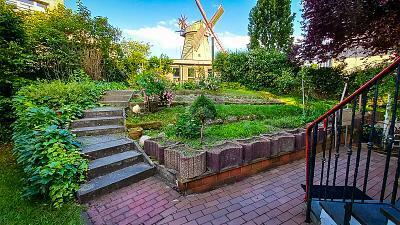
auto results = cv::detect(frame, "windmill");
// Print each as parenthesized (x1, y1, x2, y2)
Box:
(178, 0, 225, 60)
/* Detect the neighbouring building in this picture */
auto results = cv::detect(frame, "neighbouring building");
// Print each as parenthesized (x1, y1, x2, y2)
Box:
(318, 48, 390, 72)
(6, 0, 63, 12)
(166, 21, 213, 82)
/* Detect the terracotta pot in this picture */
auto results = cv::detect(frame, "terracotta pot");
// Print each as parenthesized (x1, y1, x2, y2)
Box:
(128, 127, 143, 140)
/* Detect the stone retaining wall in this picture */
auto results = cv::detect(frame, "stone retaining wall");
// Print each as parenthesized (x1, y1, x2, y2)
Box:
(143, 128, 313, 192)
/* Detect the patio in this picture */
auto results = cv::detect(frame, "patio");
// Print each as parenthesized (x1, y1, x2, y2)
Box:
(85, 146, 396, 225)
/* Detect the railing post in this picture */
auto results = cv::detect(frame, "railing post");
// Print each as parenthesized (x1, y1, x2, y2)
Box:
(305, 124, 318, 223)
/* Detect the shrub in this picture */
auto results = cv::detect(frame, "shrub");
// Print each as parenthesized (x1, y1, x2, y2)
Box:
(190, 95, 217, 141)
(198, 76, 221, 91)
(214, 51, 249, 84)
(135, 72, 166, 97)
(175, 113, 201, 139)
(13, 80, 105, 112)
(12, 107, 87, 207)
(300, 66, 345, 99)
(213, 49, 292, 91)
(274, 69, 298, 94)
(190, 94, 217, 121)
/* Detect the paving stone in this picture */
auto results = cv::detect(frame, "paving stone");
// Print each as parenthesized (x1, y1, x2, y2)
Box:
(85, 146, 395, 225)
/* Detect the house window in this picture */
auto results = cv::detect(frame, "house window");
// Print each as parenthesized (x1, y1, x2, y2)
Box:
(188, 68, 195, 79)
(173, 68, 180, 78)
(207, 69, 213, 77)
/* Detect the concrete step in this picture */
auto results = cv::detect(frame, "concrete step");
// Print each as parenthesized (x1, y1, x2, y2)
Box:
(71, 116, 124, 129)
(99, 101, 130, 108)
(79, 136, 134, 159)
(71, 125, 125, 137)
(105, 90, 135, 95)
(88, 151, 143, 180)
(84, 107, 124, 118)
(78, 163, 155, 203)
(101, 95, 132, 102)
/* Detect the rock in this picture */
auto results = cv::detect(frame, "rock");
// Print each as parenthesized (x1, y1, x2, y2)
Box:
(131, 104, 141, 114)
(139, 135, 151, 146)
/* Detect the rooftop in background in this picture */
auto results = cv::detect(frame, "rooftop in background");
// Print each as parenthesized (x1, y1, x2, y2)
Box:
(6, 0, 64, 12)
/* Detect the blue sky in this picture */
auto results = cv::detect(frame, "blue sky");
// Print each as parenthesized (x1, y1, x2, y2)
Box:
(65, 0, 303, 58)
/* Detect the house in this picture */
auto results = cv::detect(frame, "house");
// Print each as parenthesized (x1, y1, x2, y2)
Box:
(6, 0, 63, 12)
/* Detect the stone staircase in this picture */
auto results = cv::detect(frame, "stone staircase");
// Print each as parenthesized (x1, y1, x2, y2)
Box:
(72, 90, 155, 203)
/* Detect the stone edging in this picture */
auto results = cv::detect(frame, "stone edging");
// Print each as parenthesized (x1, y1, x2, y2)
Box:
(143, 127, 325, 183)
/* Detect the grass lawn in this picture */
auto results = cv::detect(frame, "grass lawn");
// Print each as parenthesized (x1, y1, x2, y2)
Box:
(127, 88, 335, 149)
(0, 144, 84, 225)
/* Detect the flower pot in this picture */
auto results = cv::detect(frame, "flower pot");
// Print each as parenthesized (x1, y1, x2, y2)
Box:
(128, 127, 143, 140)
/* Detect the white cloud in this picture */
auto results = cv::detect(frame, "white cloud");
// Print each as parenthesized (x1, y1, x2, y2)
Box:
(217, 32, 250, 51)
(123, 21, 250, 58)
(123, 25, 183, 58)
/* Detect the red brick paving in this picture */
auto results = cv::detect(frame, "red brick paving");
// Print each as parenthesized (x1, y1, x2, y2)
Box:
(86, 147, 399, 225)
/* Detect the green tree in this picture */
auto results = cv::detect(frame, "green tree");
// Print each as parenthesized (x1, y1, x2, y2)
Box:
(0, 1, 31, 81)
(248, 0, 294, 52)
(147, 54, 173, 76)
(190, 94, 217, 142)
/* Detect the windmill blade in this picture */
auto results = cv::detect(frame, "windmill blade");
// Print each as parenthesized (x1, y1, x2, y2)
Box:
(209, 5, 224, 28)
(192, 24, 207, 51)
(194, 0, 226, 53)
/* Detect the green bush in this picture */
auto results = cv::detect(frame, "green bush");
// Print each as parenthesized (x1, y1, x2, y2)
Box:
(135, 72, 166, 97)
(198, 76, 221, 91)
(190, 94, 217, 122)
(12, 107, 87, 207)
(300, 66, 345, 98)
(213, 49, 292, 91)
(175, 113, 201, 139)
(274, 69, 298, 94)
(13, 80, 104, 112)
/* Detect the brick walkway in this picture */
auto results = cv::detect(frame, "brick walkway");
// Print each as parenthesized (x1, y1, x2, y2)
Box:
(86, 147, 398, 225)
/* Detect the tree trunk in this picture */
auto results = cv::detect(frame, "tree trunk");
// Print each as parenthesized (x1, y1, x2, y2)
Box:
(200, 123, 204, 144)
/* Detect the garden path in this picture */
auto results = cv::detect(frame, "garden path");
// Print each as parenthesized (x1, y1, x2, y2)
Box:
(85, 146, 395, 225)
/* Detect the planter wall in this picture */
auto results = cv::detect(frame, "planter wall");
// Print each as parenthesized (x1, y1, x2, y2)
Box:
(262, 132, 295, 156)
(143, 137, 179, 164)
(207, 142, 243, 172)
(164, 145, 206, 179)
(287, 128, 306, 151)
(235, 137, 271, 163)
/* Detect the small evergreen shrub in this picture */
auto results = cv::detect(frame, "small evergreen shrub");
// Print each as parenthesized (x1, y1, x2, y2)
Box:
(190, 95, 217, 141)
(190, 94, 217, 122)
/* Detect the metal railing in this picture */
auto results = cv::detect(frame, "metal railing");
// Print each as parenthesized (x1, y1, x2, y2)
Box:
(305, 56, 400, 223)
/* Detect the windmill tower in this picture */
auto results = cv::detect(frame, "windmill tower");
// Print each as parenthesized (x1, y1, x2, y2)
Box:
(180, 21, 212, 60)
(168, 1, 225, 82)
